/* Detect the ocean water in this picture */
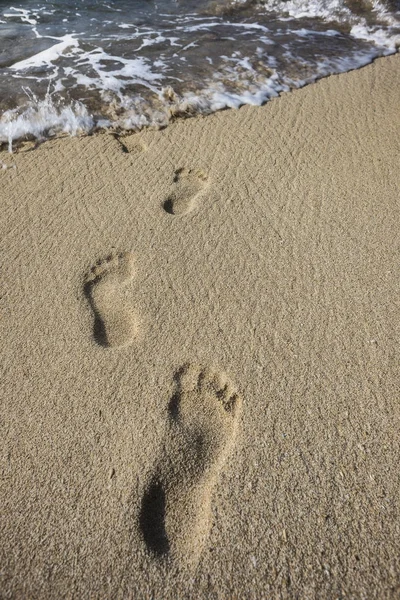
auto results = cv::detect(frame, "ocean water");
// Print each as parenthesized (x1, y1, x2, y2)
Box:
(0, 0, 399, 149)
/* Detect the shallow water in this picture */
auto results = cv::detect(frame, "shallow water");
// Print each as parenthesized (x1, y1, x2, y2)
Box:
(0, 0, 399, 148)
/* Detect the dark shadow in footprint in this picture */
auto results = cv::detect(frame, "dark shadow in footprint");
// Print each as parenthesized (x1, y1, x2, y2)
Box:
(163, 197, 175, 215)
(84, 280, 109, 347)
(163, 168, 208, 216)
(167, 392, 180, 420)
(139, 363, 241, 569)
(88, 307, 108, 347)
(140, 479, 169, 557)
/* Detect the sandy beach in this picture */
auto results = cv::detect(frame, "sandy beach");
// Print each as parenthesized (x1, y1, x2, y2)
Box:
(1, 54, 399, 599)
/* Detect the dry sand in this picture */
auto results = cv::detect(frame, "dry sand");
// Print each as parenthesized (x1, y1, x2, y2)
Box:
(1, 54, 399, 599)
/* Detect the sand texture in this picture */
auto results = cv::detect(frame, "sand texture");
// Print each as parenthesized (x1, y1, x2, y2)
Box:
(1, 55, 400, 599)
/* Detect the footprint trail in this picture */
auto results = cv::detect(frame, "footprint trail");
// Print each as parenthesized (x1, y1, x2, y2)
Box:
(140, 363, 241, 569)
(85, 251, 137, 348)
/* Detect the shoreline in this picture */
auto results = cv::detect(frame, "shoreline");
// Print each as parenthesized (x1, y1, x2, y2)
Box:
(1, 47, 399, 155)
(1, 54, 399, 599)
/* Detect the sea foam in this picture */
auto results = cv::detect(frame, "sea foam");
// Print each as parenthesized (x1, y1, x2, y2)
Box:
(0, 0, 399, 149)
(0, 93, 93, 152)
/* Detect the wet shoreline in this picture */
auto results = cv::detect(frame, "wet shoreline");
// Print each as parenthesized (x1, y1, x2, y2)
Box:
(0, 0, 399, 146)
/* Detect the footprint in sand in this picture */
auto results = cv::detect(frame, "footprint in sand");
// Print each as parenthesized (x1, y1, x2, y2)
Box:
(140, 363, 241, 569)
(163, 167, 208, 216)
(114, 133, 147, 156)
(84, 251, 137, 348)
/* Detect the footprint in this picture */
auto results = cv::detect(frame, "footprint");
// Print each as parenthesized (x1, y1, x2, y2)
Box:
(140, 363, 241, 569)
(84, 251, 137, 348)
(163, 168, 208, 215)
(114, 133, 147, 156)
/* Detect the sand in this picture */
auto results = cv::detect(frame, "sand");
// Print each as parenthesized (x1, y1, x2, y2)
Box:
(1, 54, 399, 599)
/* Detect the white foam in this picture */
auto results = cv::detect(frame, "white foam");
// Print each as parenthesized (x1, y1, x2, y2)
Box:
(314, 50, 382, 77)
(8, 31, 166, 101)
(9, 35, 80, 70)
(1, 0, 399, 151)
(291, 28, 341, 37)
(370, 0, 400, 26)
(263, 0, 400, 51)
(180, 21, 270, 33)
(0, 94, 93, 153)
(350, 24, 400, 50)
(262, 0, 353, 22)
(73, 47, 164, 97)
(3, 7, 38, 25)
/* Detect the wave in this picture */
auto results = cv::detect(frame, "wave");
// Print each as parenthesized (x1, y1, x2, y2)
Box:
(0, 93, 93, 152)
(0, 0, 398, 150)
